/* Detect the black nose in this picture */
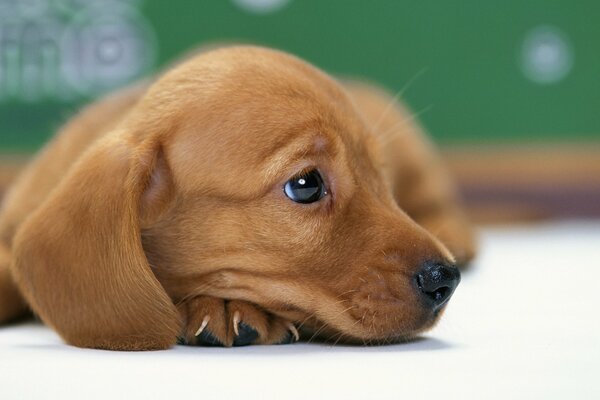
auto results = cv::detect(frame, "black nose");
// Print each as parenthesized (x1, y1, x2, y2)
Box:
(415, 263, 461, 310)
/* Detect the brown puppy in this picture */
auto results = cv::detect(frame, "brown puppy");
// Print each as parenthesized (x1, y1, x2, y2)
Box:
(0, 46, 475, 350)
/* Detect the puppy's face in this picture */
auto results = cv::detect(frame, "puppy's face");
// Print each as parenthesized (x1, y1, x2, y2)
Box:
(134, 47, 458, 343)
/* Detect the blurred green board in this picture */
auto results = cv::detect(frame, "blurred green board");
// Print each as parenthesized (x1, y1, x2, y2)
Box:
(0, 0, 598, 152)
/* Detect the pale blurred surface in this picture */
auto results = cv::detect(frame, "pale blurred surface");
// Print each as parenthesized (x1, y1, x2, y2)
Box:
(1, 222, 598, 400)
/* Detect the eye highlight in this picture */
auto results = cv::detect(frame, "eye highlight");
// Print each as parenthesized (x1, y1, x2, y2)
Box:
(283, 169, 328, 204)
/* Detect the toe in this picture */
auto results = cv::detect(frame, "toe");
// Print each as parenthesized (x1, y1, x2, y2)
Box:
(177, 296, 230, 346)
(265, 320, 300, 345)
(276, 330, 294, 345)
(226, 301, 268, 345)
(196, 329, 224, 347)
(233, 322, 259, 346)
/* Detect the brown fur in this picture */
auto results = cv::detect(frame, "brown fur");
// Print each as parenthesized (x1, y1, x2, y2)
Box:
(0, 46, 475, 350)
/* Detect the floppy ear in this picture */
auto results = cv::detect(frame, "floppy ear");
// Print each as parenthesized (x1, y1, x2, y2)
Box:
(11, 134, 181, 350)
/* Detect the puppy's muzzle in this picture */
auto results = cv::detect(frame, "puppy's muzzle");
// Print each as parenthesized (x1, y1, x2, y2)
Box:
(414, 262, 461, 310)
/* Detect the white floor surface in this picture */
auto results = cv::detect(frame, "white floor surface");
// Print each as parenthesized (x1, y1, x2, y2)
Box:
(1, 222, 599, 399)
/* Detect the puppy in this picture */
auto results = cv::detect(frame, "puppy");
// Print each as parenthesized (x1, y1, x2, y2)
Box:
(0, 46, 475, 350)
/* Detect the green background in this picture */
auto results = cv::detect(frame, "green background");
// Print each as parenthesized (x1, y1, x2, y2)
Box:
(1, 0, 599, 152)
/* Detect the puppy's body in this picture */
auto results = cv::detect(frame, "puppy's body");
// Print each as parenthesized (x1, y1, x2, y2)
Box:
(0, 46, 475, 349)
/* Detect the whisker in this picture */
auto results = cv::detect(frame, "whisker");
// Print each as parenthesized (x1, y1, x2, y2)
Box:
(295, 311, 318, 331)
(307, 304, 357, 343)
(331, 298, 351, 306)
(370, 67, 429, 136)
(332, 318, 362, 346)
(307, 322, 330, 344)
(325, 330, 345, 345)
(174, 282, 216, 308)
(378, 104, 433, 146)
(335, 288, 359, 299)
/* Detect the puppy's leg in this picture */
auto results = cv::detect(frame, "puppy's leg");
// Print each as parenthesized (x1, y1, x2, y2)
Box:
(0, 245, 28, 323)
(344, 81, 476, 266)
(178, 296, 298, 347)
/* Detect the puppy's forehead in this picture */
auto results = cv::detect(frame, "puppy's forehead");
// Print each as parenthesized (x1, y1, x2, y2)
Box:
(150, 46, 345, 112)
(155, 47, 369, 196)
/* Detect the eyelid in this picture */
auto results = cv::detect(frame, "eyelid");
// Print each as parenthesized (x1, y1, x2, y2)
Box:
(288, 166, 317, 181)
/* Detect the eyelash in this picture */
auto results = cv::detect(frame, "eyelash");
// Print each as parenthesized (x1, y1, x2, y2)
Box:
(289, 167, 315, 181)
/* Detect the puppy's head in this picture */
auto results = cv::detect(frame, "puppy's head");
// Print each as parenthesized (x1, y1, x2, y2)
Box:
(137, 46, 459, 343)
(14, 46, 459, 349)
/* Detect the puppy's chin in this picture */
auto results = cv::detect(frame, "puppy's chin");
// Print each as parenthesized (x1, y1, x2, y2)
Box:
(218, 277, 450, 345)
(281, 302, 448, 345)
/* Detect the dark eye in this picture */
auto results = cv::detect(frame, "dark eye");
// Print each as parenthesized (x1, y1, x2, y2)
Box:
(283, 169, 328, 204)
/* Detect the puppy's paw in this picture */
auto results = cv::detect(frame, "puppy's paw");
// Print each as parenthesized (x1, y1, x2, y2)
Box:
(177, 296, 299, 347)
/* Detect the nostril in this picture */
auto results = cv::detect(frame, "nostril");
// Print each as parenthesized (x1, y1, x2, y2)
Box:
(430, 286, 450, 302)
(416, 274, 451, 303)
(415, 263, 461, 309)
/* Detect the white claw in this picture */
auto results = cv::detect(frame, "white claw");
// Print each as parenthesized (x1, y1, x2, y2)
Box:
(233, 311, 241, 336)
(194, 315, 211, 337)
(286, 322, 300, 342)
